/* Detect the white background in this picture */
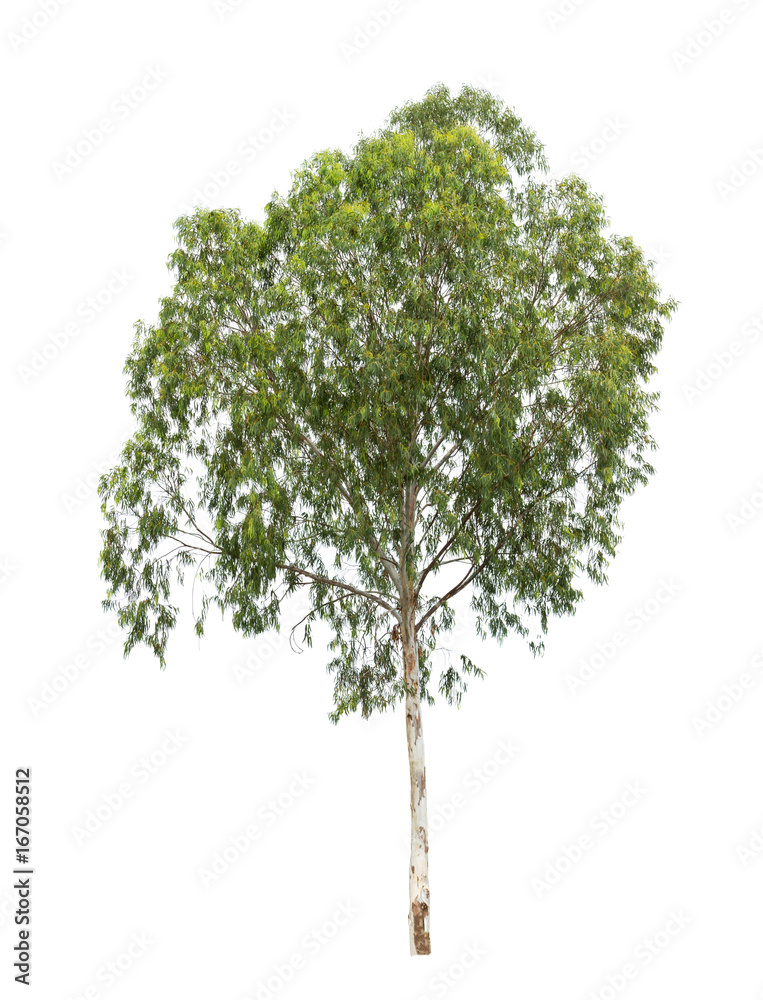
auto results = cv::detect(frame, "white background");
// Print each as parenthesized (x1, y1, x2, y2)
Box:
(2, 0, 763, 997)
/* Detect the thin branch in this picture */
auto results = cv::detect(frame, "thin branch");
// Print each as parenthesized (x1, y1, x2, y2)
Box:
(274, 562, 401, 621)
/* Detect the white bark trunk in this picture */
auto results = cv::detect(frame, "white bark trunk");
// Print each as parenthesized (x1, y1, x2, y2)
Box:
(403, 613, 430, 955)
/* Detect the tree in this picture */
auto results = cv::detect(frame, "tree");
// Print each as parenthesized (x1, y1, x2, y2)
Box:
(99, 83, 677, 955)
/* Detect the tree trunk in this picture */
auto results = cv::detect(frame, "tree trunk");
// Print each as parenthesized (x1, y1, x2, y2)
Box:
(403, 612, 431, 955)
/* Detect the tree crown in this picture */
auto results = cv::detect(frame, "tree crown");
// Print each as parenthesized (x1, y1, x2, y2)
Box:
(99, 83, 677, 721)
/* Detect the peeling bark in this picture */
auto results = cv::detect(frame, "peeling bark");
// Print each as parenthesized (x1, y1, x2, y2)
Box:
(403, 610, 430, 956)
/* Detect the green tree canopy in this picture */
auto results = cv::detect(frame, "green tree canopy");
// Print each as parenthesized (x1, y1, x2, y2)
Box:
(99, 83, 676, 721)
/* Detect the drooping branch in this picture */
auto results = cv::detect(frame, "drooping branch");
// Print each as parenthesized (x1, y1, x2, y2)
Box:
(274, 562, 401, 622)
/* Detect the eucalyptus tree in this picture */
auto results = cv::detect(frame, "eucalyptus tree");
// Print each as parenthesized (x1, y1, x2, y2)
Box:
(99, 83, 676, 955)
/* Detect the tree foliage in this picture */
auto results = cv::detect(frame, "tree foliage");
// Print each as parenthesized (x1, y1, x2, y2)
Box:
(99, 83, 677, 721)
